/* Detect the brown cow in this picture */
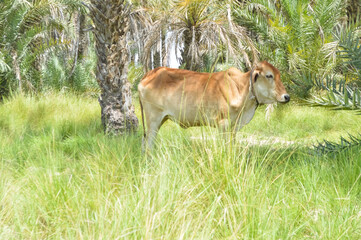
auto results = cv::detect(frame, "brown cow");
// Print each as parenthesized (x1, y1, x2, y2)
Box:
(138, 61, 290, 148)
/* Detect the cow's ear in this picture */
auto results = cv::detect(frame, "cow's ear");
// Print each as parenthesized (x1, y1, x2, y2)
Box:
(254, 73, 259, 83)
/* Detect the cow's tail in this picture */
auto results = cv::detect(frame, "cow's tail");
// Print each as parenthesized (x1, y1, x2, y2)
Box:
(139, 97, 146, 138)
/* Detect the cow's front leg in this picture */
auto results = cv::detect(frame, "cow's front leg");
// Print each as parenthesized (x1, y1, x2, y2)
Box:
(218, 119, 238, 144)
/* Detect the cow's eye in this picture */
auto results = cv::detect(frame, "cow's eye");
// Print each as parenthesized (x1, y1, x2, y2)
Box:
(266, 74, 273, 79)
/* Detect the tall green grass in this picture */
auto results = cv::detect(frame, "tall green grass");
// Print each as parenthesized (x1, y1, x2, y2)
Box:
(0, 93, 360, 239)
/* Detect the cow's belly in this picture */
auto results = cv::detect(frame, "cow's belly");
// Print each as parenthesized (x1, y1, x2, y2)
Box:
(166, 105, 221, 128)
(160, 94, 257, 129)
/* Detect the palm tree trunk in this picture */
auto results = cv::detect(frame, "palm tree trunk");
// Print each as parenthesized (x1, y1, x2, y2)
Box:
(181, 30, 192, 70)
(11, 50, 22, 93)
(346, 0, 360, 24)
(90, 0, 138, 134)
(68, 11, 80, 83)
(181, 28, 201, 71)
(78, 12, 87, 59)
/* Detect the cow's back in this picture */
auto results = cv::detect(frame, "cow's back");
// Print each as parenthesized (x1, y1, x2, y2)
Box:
(138, 67, 230, 126)
(139, 67, 223, 104)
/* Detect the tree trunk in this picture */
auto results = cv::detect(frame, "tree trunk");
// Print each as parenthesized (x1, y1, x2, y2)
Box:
(11, 50, 22, 93)
(153, 29, 166, 68)
(68, 11, 80, 83)
(90, 0, 138, 134)
(78, 12, 87, 59)
(180, 29, 193, 70)
(346, 0, 360, 24)
(68, 11, 88, 84)
(180, 27, 201, 71)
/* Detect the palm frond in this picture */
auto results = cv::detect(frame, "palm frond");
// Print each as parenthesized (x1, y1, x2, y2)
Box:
(0, 0, 82, 93)
(338, 31, 361, 78)
(56, 0, 87, 12)
(0, 52, 10, 73)
(234, 0, 345, 88)
(141, 0, 257, 71)
(307, 76, 361, 111)
(313, 133, 361, 155)
(19, 2, 51, 32)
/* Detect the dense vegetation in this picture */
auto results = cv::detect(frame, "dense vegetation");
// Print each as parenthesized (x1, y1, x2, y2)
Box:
(1, 0, 361, 238)
(1, 0, 360, 96)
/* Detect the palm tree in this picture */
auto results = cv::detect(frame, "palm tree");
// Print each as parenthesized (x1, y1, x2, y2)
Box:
(143, 0, 258, 71)
(235, 0, 345, 89)
(0, 0, 83, 93)
(309, 30, 361, 111)
(68, 10, 91, 83)
(308, 29, 361, 154)
(77, 12, 89, 60)
(89, 0, 138, 134)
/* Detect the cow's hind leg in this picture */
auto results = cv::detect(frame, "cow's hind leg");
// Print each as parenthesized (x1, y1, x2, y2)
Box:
(143, 106, 167, 150)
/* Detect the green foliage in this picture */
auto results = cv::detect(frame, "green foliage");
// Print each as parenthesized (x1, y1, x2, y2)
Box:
(0, 52, 10, 73)
(306, 35, 361, 151)
(41, 54, 67, 90)
(128, 63, 144, 92)
(234, 0, 345, 90)
(142, 0, 257, 71)
(289, 72, 314, 98)
(0, 53, 10, 99)
(41, 51, 98, 93)
(309, 76, 361, 111)
(70, 58, 99, 93)
(0, 0, 85, 94)
(338, 30, 361, 80)
(306, 22, 361, 154)
(307, 28, 361, 110)
(313, 133, 361, 155)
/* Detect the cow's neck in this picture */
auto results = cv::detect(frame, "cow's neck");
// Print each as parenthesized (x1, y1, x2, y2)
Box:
(248, 70, 259, 108)
(235, 72, 259, 129)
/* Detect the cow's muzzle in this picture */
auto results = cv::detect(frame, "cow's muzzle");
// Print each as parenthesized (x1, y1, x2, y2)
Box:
(281, 94, 290, 103)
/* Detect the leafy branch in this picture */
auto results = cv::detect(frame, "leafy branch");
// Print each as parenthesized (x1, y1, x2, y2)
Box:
(313, 133, 361, 155)
(307, 30, 361, 111)
(338, 31, 361, 78)
(308, 76, 361, 111)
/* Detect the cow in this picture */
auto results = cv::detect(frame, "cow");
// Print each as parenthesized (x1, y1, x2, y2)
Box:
(138, 61, 290, 149)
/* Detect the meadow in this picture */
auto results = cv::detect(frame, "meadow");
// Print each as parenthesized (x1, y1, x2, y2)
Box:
(0, 92, 361, 239)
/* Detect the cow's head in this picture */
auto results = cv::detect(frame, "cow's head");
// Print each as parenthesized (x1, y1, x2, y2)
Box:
(251, 61, 290, 104)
